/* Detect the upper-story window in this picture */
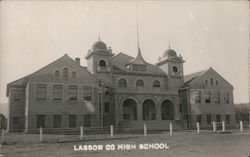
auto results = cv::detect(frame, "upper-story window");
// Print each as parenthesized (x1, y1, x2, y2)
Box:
(83, 86, 92, 101)
(205, 80, 208, 85)
(99, 60, 106, 67)
(153, 80, 160, 87)
(214, 91, 220, 104)
(223, 92, 229, 104)
(14, 94, 21, 101)
(118, 78, 127, 87)
(172, 66, 178, 72)
(68, 85, 78, 100)
(136, 79, 144, 87)
(210, 78, 213, 85)
(215, 80, 218, 85)
(63, 67, 69, 77)
(204, 91, 211, 103)
(53, 85, 63, 100)
(72, 71, 76, 78)
(37, 84, 47, 100)
(132, 64, 146, 72)
(54, 70, 60, 77)
(194, 91, 201, 103)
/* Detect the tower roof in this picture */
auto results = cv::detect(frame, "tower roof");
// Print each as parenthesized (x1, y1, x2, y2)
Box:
(163, 48, 177, 58)
(92, 40, 107, 50)
(129, 48, 147, 65)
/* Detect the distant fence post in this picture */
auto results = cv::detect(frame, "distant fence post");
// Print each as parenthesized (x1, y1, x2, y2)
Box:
(1, 129, 4, 144)
(212, 121, 216, 132)
(169, 122, 173, 136)
(222, 121, 225, 132)
(39, 127, 43, 142)
(110, 125, 114, 138)
(80, 126, 83, 140)
(240, 121, 243, 132)
(144, 124, 147, 136)
(196, 122, 200, 134)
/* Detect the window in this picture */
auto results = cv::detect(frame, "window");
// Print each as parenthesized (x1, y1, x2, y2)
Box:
(37, 84, 47, 100)
(223, 92, 229, 104)
(37, 115, 45, 128)
(53, 85, 63, 100)
(196, 115, 202, 124)
(205, 80, 208, 85)
(14, 94, 21, 101)
(104, 102, 110, 113)
(123, 113, 130, 120)
(226, 115, 230, 124)
(172, 66, 178, 72)
(136, 79, 144, 87)
(63, 67, 69, 77)
(204, 91, 211, 103)
(13, 117, 19, 124)
(194, 91, 201, 103)
(54, 70, 59, 77)
(118, 78, 127, 87)
(214, 91, 220, 104)
(83, 86, 92, 101)
(53, 115, 61, 128)
(72, 71, 76, 78)
(99, 60, 106, 67)
(215, 80, 218, 85)
(216, 114, 221, 122)
(206, 114, 211, 124)
(104, 87, 110, 95)
(68, 86, 78, 100)
(84, 115, 91, 127)
(132, 64, 146, 71)
(210, 78, 213, 85)
(69, 115, 76, 128)
(153, 80, 160, 87)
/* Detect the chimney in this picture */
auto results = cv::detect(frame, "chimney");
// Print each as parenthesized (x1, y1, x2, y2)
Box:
(75, 58, 80, 64)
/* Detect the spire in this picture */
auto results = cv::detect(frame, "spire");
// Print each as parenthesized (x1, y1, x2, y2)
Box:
(98, 33, 101, 41)
(169, 44, 171, 49)
(136, 4, 140, 52)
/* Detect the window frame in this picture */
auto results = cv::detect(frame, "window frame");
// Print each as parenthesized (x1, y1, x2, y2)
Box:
(118, 78, 127, 88)
(37, 84, 47, 100)
(83, 86, 92, 101)
(63, 67, 69, 77)
(68, 85, 78, 101)
(204, 91, 211, 104)
(136, 79, 144, 87)
(153, 80, 160, 87)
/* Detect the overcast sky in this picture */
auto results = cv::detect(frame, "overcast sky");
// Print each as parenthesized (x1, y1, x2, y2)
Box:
(0, 1, 249, 104)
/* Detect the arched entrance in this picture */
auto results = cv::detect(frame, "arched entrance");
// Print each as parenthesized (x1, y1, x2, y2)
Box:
(142, 99, 156, 120)
(122, 98, 137, 120)
(161, 100, 174, 120)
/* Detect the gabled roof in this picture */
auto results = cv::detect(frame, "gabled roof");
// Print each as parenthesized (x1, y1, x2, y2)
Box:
(6, 54, 97, 97)
(183, 67, 233, 88)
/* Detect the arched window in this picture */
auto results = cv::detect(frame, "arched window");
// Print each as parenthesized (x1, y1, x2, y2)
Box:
(72, 71, 76, 78)
(63, 67, 69, 77)
(205, 80, 208, 85)
(99, 60, 106, 67)
(54, 70, 59, 77)
(153, 80, 160, 87)
(210, 78, 213, 85)
(215, 80, 218, 85)
(118, 78, 127, 87)
(172, 66, 178, 72)
(136, 79, 144, 87)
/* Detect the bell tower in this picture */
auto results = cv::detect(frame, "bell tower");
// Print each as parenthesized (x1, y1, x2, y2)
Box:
(156, 46, 185, 89)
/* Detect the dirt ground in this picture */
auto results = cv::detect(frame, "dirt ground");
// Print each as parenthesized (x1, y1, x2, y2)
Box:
(1, 130, 250, 157)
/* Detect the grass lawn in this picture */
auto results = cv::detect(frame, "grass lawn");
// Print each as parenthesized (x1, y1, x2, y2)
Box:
(1, 129, 250, 157)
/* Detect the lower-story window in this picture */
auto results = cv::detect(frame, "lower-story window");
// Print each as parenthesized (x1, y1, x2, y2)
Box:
(216, 114, 221, 123)
(226, 114, 230, 125)
(206, 114, 211, 124)
(84, 115, 91, 127)
(69, 115, 77, 128)
(53, 115, 61, 128)
(196, 114, 202, 125)
(123, 113, 130, 120)
(37, 115, 45, 128)
(13, 117, 20, 125)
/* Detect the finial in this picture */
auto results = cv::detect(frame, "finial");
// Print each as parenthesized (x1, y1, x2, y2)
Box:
(169, 44, 171, 49)
(98, 33, 101, 41)
(136, 4, 140, 52)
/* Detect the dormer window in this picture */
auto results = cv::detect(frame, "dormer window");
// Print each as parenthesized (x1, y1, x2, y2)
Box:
(132, 64, 146, 72)
(54, 70, 59, 77)
(136, 79, 144, 87)
(63, 68, 69, 77)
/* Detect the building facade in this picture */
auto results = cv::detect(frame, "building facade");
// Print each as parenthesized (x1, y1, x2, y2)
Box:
(6, 39, 236, 132)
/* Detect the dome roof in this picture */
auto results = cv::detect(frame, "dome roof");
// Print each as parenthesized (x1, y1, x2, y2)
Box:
(163, 48, 177, 58)
(92, 40, 107, 50)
